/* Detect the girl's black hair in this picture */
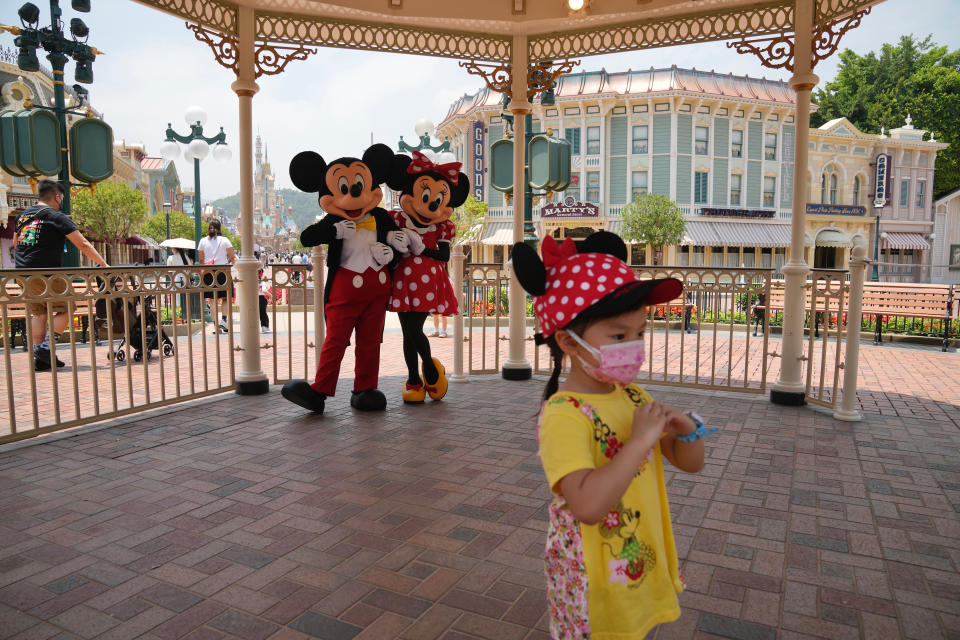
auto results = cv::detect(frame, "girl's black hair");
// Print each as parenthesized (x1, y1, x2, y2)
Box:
(540, 296, 649, 405)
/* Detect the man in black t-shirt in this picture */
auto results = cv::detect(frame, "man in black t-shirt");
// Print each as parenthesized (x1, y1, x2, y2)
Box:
(14, 179, 108, 371)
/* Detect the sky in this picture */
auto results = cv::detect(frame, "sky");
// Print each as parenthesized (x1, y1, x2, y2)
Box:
(4, 0, 958, 202)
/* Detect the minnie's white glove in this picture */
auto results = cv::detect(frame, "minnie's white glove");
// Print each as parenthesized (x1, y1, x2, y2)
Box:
(370, 242, 394, 266)
(405, 229, 425, 256)
(386, 230, 409, 253)
(334, 219, 356, 239)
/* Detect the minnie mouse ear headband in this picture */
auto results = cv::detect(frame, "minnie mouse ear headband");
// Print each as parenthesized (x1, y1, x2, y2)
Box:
(511, 231, 682, 340)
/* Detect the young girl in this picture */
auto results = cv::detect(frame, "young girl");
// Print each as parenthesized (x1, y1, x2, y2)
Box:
(512, 231, 714, 639)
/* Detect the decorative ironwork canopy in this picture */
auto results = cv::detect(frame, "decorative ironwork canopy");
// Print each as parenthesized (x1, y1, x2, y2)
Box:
(133, 0, 883, 71)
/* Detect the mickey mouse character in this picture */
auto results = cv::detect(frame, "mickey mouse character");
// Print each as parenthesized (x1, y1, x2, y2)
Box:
(281, 143, 410, 414)
(385, 150, 469, 404)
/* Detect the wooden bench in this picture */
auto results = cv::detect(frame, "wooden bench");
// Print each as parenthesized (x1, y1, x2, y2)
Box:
(2, 280, 100, 349)
(758, 280, 956, 350)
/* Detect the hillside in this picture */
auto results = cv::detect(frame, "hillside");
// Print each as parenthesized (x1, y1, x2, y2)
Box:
(209, 188, 322, 232)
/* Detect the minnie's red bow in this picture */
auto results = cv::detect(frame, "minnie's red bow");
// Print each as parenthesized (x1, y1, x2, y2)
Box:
(407, 150, 462, 185)
(541, 235, 578, 270)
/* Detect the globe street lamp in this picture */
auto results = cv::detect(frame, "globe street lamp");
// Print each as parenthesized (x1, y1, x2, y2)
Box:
(398, 119, 452, 156)
(159, 106, 231, 250)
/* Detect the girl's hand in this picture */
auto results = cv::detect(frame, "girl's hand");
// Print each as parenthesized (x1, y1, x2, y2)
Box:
(630, 401, 668, 454)
(663, 407, 696, 438)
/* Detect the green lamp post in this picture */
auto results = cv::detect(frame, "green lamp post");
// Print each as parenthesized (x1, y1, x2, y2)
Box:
(158, 106, 232, 251)
(4, 0, 103, 267)
(397, 119, 451, 156)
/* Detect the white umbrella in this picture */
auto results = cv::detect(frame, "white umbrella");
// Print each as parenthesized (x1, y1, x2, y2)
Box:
(160, 237, 196, 249)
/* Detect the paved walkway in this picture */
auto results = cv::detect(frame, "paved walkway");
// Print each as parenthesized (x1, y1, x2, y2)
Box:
(1, 351, 960, 639)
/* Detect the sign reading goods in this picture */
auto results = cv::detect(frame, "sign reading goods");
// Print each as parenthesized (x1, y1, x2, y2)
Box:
(874, 153, 891, 208)
(471, 120, 484, 202)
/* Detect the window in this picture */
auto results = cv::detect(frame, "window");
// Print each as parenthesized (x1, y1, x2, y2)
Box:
(694, 171, 709, 204)
(852, 176, 861, 205)
(731, 129, 743, 157)
(829, 174, 838, 204)
(821, 174, 827, 203)
(899, 179, 910, 207)
(916, 180, 925, 207)
(586, 171, 600, 202)
(919, 153, 927, 167)
(566, 174, 580, 202)
(764, 133, 777, 160)
(695, 126, 709, 155)
(631, 171, 648, 199)
(761, 247, 772, 268)
(692, 246, 705, 267)
(903, 151, 911, 165)
(586, 126, 600, 155)
(763, 176, 776, 207)
(632, 125, 648, 154)
(564, 127, 581, 155)
(730, 174, 742, 205)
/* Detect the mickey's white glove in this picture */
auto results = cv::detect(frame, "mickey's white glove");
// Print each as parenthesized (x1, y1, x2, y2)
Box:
(386, 230, 409, 254)
(370, 242, 394, 266)
(405, 229, 425, 256)
(334, 219, 356, 239)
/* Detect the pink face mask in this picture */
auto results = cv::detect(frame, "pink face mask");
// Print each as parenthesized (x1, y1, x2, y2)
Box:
(568, 330, 645, 387)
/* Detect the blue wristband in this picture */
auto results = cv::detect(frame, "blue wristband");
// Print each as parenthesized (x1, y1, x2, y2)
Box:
(676, 412, 719, 443)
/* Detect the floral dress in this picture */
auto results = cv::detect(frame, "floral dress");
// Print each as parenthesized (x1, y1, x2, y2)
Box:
(388, 211, 459, 316)
(538, 385, 686, 639)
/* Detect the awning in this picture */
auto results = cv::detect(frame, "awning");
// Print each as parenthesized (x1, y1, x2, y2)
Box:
(607, 219, 621, 234)
(136, 235, 163, 249)
(882, 232, 930, 250)
(481, 221, 515, 245)
(457, 223, 484, 244)
(815, 229, 851, 248)
(681, 221, 793, 248)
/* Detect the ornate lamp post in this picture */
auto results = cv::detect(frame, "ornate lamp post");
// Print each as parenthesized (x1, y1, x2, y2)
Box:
(871, 213, 881, 281)
(158, 106, 232, 250)
(398, 119, 451, 156)
(3, 0, 102, 267)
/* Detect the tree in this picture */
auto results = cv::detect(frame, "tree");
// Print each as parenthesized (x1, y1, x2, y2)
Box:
(452, 195, 487, 244)
(72, 181, 149, 264)
(619, 193, 685, 265)
(811, 35, 960, 198)
(140, 209, 197, 244)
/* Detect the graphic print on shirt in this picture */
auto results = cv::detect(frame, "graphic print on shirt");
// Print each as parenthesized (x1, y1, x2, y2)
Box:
(16, 218, 42, 246)
(545, 390, 659, 588)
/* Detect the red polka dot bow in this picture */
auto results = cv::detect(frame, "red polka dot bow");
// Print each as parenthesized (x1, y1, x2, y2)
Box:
(407, 150, 462, 185)
(533, 236, 642, 337)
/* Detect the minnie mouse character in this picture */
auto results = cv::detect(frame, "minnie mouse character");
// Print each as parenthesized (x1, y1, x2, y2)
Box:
(385, 150, 469, 404)
(281, 143, 410, 414)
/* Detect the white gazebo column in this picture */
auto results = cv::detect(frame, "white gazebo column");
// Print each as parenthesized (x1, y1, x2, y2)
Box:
(503, 33, 533, 381)
(771, 0, 818, 406)
(232, 6, 268, 395)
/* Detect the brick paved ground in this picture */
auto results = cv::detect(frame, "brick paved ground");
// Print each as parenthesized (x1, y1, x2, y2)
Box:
(1, 350, 960, 638)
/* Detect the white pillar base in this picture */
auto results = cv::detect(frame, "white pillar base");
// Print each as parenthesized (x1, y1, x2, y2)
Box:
(833, 409, 863, 422)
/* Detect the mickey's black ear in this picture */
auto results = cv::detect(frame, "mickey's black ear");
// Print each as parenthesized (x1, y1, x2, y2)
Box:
(448, 174, 470, 208)
(289, 151, 326, 193)
(362, 143, 396, 184)
(386, 153, 412, 191)
(510, 242, 546, 296)
(581, 231, 628, 263)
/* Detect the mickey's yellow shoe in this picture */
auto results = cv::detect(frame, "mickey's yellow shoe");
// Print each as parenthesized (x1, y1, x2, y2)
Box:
(423, 358, 448, 401)
(402, 382, 426, 404)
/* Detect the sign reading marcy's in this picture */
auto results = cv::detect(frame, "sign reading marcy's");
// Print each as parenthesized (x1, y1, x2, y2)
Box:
(806, 204, 866, 216)
(540, 199, 599, 218)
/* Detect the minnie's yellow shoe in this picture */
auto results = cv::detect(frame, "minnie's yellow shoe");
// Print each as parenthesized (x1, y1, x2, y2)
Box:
(423, 358, 448, 401)
(402, 382, 426, 404)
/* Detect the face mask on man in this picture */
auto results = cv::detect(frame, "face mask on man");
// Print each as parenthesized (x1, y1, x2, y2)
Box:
(567, 329, 646, 387)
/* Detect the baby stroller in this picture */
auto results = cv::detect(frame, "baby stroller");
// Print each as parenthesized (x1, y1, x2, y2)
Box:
(106, 295, 175, 363)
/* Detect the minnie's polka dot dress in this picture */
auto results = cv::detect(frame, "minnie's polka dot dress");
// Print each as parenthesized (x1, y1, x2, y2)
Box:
(388, 211, 459, 316)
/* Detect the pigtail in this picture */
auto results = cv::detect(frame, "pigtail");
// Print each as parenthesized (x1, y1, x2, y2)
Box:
(541, 337, 565, 405)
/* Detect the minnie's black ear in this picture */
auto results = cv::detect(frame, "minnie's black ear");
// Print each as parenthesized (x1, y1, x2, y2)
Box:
(581, 231, 628, 263)
(448, 173, 470, 208)
(386, 153, 412, 191)
(289, 151, 326, 193)
(362, 143, 396, 184)
(511, 242, 546, 296)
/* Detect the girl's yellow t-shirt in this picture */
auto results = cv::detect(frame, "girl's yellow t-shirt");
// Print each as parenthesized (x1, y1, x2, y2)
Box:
(539, 385, 684, 639)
